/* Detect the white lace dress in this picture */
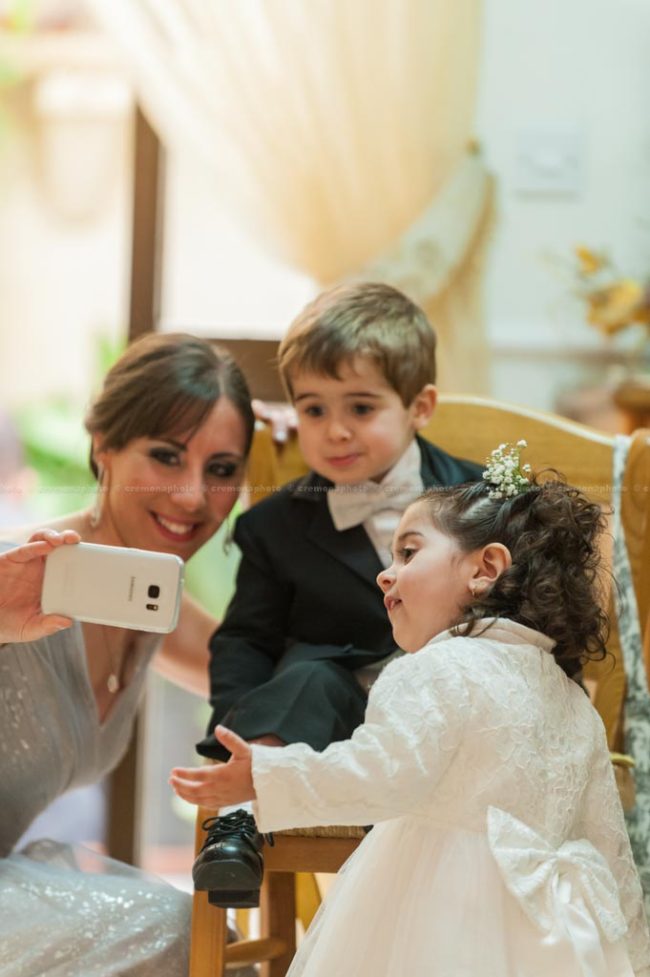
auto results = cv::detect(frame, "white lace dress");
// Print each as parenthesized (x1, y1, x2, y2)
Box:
(252, 620, 650, 977)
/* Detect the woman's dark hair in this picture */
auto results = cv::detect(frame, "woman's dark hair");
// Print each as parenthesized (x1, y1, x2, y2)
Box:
(419, 478, 609, 678)
(85, 332, 255, 476)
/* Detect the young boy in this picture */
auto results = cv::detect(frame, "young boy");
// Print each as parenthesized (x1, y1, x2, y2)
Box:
(193, 282, 482, 905)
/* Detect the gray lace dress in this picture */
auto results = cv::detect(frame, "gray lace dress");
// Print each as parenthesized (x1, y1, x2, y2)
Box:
(0, 620, 190, 977)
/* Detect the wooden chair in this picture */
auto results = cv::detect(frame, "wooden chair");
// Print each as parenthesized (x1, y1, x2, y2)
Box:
(189, 395, 650, 977)
(189, 822, 363, 977)
(427, 396, 650, 746)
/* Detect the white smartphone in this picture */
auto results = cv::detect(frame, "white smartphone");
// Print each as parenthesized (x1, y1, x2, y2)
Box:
(42, 542, 185, 633)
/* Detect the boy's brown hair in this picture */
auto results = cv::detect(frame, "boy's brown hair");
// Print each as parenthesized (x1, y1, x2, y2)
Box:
(278, 282, 436, 406)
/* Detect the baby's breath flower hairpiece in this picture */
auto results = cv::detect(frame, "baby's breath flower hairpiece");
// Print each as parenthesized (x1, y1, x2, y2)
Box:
(482, 440, 532, 500)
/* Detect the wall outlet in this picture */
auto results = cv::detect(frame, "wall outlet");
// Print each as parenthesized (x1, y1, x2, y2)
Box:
(513, 129, 585, 196)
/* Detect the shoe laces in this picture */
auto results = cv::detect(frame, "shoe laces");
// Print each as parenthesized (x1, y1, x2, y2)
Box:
(201, 809, 274, 848)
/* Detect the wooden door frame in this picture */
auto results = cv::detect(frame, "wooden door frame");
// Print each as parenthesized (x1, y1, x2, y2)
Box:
(106, 106, 165, 864)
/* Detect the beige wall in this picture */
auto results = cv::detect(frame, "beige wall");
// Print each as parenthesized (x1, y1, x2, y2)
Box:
(1, 0, 649, 413)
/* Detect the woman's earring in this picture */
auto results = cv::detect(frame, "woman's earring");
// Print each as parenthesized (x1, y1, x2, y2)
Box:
(222, 515, 234, 556)
(90, 464, 106, 529)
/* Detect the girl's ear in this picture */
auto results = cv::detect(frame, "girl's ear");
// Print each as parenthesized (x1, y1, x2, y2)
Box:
(470, 543, 512, 595)
(411, 384, 437, 430)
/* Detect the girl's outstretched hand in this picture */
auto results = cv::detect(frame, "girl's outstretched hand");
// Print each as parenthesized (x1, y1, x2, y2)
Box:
(0, 529, 79, 644)
(169, 725, 256, 810)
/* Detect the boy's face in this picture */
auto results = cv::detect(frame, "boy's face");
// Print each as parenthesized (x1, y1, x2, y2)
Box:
(291, 358, 436, 484)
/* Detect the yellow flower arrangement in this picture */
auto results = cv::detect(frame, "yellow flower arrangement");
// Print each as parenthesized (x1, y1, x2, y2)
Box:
(573, 246, 650, 339)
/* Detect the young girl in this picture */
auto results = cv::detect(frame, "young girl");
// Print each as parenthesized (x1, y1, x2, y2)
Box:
(170, 444, 650, 976)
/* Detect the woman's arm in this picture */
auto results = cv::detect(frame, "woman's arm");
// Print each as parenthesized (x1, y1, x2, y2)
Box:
(0, 529, 79, 643)
(153, 591, 217, 697)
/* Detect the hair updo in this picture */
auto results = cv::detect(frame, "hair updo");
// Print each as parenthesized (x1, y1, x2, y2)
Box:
(85, 332, 255, 477)
(418, 478, 609, 677)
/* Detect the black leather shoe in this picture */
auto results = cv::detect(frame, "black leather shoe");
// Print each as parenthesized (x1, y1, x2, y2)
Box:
(192, 809, 273, 908)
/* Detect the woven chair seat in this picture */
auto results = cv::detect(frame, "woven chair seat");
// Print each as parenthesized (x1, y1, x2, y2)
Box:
(278, 825, 366, 840)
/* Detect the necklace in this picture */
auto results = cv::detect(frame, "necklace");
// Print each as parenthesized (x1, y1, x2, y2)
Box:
(80, 516, 132, 695)
(101, 627, 130, 695)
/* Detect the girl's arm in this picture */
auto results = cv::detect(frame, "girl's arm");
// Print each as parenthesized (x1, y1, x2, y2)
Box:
(170, 646, 470, 827)
(152, 592, 217, 697)
(0, 529, 79, 643)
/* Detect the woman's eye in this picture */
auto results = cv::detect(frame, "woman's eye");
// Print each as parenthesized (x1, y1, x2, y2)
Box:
(207, 461, 238, 479)
(150, 448, 180, 467)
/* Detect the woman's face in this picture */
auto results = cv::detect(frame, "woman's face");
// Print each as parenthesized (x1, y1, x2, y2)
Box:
(93, 397, 248, 560)
(376, 501, 477, 653)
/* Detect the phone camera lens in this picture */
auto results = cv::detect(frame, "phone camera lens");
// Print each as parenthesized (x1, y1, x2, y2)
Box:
(148, 585, 160, 598)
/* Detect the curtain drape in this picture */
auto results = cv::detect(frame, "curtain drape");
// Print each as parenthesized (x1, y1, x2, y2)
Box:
(86, 0, 492, 392)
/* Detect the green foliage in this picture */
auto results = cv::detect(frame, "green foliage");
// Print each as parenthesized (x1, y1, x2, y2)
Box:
(95, 333, 126, 380)
(14, 335, 126, 518)
(4, 0, 37, 33)
(16, 400, 94, 519)
(183, 507, 242, 619)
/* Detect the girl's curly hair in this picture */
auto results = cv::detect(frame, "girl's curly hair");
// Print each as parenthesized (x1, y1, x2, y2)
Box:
(419, 478, 609, 678)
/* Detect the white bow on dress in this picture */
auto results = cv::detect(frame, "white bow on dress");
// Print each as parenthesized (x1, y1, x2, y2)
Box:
(487, 806, 631, 977)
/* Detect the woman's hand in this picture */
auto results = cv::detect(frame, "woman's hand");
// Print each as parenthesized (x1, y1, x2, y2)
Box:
(0, 529, 79, 644)
(169, 725, 256, 810)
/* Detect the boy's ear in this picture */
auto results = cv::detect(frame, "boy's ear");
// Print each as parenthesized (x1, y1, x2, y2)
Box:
(410, 384, 437, 430)
(471, 543, 512, 594)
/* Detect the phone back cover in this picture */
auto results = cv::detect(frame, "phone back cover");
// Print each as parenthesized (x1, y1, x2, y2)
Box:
(42, 544, 184, 632)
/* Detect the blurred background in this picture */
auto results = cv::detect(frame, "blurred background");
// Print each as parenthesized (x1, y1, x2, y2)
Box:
(1, 0, 649, 888)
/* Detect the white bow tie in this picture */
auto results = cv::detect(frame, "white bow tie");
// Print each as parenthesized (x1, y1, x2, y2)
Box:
(327, 480, 421, 531)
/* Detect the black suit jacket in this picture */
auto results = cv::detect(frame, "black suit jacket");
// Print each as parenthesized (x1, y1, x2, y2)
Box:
(197, 437, 482, 756)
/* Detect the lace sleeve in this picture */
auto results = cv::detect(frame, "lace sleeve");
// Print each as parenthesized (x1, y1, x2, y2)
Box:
(576, 724, 650, 975)
(252, 646, 470, 833)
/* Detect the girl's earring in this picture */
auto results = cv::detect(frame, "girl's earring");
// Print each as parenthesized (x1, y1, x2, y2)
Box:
(90, 464, 106, 529)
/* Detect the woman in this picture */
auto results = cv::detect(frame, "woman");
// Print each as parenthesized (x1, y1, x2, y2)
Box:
(0, 333, 255, 977)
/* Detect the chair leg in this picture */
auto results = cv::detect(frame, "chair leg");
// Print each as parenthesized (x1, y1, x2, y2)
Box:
(260, 872, 296, 977)
(189, 889, 228, 977)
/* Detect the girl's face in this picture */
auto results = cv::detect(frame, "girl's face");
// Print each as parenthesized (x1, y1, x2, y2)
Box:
(93, 397, 248, 560)
(376, 501, 478, 653)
